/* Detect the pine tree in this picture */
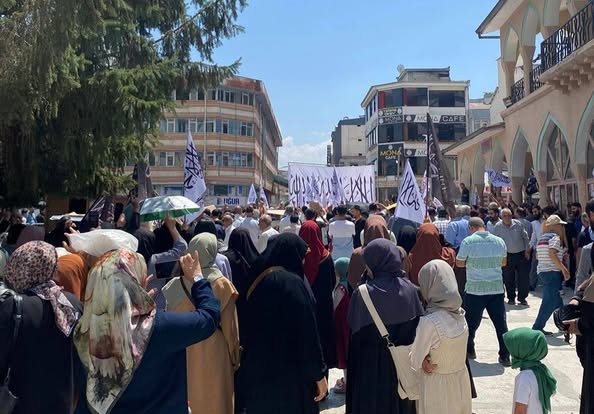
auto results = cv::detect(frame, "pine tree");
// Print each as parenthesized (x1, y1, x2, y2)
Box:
(0, 0, 245, 203)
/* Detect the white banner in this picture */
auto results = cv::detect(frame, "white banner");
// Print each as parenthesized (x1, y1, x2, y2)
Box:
(247, 184, 257, 205)
(183, 131, 206, 223)
(486, 168, 512, 187)
(259, 178, 269, 209)
(288, 164, 375, 207)
(395, 160, 426, 225)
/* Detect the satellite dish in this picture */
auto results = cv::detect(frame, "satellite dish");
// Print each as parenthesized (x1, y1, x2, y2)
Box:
(397, 64, 405, 73)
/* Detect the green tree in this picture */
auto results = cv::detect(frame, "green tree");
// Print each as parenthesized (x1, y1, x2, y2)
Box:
(0, 0, 245, 204)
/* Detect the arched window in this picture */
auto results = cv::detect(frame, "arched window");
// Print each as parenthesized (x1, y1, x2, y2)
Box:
(546, 126, 573, 181)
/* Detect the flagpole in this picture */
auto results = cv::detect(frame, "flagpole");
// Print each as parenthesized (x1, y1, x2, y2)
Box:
(425, 125, 430, 216)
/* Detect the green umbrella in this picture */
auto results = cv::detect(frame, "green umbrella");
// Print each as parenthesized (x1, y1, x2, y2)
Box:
(139, 195, 201, 222)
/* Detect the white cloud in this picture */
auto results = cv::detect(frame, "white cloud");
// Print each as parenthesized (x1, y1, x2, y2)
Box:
(278, 136, 330, 169)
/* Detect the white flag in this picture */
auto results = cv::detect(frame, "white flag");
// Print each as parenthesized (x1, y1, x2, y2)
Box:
(395, 159, 426, 225)
(310, 176, 321, 202)
(248, 184, 257, 205)
(183, 130, 206, 223)
(331, 166, 346, 206)
(420, 168, 428, 203)
(259, 178, 269, 209)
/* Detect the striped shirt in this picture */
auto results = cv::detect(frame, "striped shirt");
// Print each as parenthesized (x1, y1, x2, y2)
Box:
(433, 218, 450, 235)
(536, 232, 564, 273)
(457, 231, 507, 295)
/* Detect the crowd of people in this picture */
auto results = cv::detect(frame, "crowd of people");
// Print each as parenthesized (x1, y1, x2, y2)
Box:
(0, 196, 592, 414)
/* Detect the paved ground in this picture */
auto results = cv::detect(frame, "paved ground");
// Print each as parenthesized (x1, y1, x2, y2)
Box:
(321, 287, 583, 414)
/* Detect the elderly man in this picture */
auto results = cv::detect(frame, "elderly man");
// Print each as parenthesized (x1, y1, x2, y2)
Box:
(257, 214, 278, 253)
(456, 217, 510, 367)
(492, 208, 531, 306)
(222, 214, 235, 250)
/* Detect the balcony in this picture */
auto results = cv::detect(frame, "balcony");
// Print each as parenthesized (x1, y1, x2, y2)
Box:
(506, 2, 594, 106)
(540, 1, 594, 91)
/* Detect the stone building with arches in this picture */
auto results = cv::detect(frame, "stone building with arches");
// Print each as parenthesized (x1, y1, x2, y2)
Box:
(445, 0, 594, 208)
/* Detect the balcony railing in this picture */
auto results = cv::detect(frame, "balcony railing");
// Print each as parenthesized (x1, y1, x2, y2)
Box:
(541, 1, 594, 72)
(529, 65, 544, 93)
(510, 78, 525, 105)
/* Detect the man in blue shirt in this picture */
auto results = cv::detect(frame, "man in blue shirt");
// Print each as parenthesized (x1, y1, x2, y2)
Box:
(445, 205, 470, 250)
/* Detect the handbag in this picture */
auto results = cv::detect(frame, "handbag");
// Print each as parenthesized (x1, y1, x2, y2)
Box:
(359, 284, 419, 401)
(553, 303, 581, 332)
(0, 292, 22, 414)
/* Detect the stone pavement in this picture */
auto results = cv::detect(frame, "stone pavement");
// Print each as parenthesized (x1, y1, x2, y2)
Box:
(321, 287, 583, 414)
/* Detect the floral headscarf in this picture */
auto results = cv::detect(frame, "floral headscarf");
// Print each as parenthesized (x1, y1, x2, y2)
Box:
(5, 241, 79, 336)
(74, 248, 155, 414)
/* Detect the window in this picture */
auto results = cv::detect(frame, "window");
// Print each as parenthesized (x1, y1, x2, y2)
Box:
(189, 90, 204, 100)
(209, 89, 217, 100)
(436, 124, 466, 142)
(175, 152, 184, 166)
(213, 185, 229, 196)
(159, 152, 176, 167)
(205, 120, 214, 133)
(408, 156, 428, 176)
(166, 119, 175, 133)
(429, 90, 465, 107)
(383, 89, 403, 108)
(221, 152, 229, 167)
(237, 185, 243, 195)
(223, 90, 234, 103)
(230, 152, 241, 167)
(148, 153, 156, 167)
(222, 120, 230, 134)
(378, 124, 403, 143)
(240, 122, 253, 137)
(241, 92, 253, 105)
(160, 120, 167, 132)
(207, 152, 216, 166)
(247, 153, 254, 167)
(404, 123, 428, 141)
(403, 88, 428, 106)
(189, 119, 198, 133)
(176, 119, 187, 133)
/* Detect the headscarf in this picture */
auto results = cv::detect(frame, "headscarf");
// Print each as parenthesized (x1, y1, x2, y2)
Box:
(54, 253, 88, 301)
(249, 233, 308, 284)
(397, 225, 417, 253)
(348, 238, 424, 335)
(6, 223, 25, 245)
(299, 220, 330, 286)
(194, 217, 218, 237)
(347, 215, 390, 289)
(409, 224, 456, 285)
(74, 249, 155, 414)
(503, 328, 557, 413)
(227, 227, 259, 266)
(46, 217, 71, 248)
(418, 259, 464, 318)
(5, 241, 79, 336)
(188, 233, 224, 282)
(133, 228, 157, 265)
(334, 257, 350, 290)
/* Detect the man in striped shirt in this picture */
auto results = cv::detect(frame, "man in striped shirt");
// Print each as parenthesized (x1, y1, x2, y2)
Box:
(433, 207, 450, 235)
(456, 217, 511, 366)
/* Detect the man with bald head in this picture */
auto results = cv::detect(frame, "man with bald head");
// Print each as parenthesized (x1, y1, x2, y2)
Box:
(257, 214, 278, 253)
(492, 208, 530, 306)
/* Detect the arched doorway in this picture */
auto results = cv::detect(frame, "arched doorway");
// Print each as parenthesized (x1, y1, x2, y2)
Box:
(576, 92, 594, 203)
(538, 117, 576, 208)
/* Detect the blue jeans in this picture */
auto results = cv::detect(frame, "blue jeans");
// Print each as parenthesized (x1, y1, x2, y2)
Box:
(532, 271, 563, 331)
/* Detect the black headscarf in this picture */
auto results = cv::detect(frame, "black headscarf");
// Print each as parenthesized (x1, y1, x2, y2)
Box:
(397, 225, 417, 253)
(134, 228, 157, 264)
(250, 233, 308, 281)
(348, 238, 424, 335)
(227, 227, 259, 266)
(194, 218, 217, 237)
(45, 217, 71, 248)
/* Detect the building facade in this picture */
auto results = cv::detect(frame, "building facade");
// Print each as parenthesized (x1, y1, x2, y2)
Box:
(469, 92, 495, 133)
(147, 76, 282, 207)
(330, 116, 367, 166)
(361, 67, 469, 202)
(446, 0, 594, 209)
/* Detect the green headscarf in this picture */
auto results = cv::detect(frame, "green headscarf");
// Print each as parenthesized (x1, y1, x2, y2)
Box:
(503, 328, 557, 413)
(334, 257, 350, 290)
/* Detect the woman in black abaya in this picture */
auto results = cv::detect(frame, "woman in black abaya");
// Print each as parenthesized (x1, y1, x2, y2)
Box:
(346, 238, 423, 414)
(242, 233, 327, 414)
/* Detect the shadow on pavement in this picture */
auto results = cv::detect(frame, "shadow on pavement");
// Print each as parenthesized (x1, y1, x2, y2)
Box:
(469, 360, 505, 377)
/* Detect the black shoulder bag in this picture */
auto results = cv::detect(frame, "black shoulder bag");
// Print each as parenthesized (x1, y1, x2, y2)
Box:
(0, 290, 22, 414)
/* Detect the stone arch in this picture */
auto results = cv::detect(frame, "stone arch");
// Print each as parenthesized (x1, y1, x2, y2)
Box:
(521, 2, 541, 47)
(490, 141, 507, 172)
(510, 128, 533, 177)
(543, 0, 562, 27)
(575, 91, 594, 166)
(536, 113, 571, 172)
(502, 25, 520, 63)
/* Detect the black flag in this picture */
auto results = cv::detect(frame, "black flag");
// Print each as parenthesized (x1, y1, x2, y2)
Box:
(426, 114, 460, 213)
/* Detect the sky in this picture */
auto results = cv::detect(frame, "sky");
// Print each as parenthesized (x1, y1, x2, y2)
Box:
(211, 0, 502, 168)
